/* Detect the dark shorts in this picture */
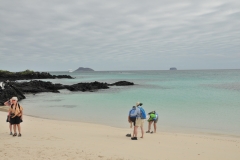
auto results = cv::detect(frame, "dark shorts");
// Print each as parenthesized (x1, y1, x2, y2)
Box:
(149, 117, 158, 123)
(129, 117, 136, 126)
(10, 116, 22, 124)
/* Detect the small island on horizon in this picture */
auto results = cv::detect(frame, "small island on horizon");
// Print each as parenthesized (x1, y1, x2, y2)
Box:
(170, 67, 177, 70)
(74, 67, 94, 72)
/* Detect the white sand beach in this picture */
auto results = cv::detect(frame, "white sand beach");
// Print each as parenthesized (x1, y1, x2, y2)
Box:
(0, 106, 8, 112)
(0, 111, 240, 160)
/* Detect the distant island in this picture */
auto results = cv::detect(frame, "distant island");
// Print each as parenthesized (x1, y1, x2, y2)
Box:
(170, 67, 177, 70)
(74, 67, 94, 72)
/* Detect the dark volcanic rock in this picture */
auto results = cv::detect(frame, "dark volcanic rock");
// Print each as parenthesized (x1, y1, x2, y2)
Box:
(109, 81, 134, 86)
(0, 80, 135, 105)
(9, 81, 65, 94)
(0, 83, 26, 105)
(65, 81, 109, 91)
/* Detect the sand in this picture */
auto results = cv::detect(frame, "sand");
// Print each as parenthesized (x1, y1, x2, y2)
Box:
(0, 111, 239, 160)
(0, 106, 8, 112)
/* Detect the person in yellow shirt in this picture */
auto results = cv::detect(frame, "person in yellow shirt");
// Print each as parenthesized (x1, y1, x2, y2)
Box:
(8, 97, 23, 137)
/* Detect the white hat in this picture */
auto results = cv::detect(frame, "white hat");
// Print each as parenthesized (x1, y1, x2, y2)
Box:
(136, 102, 140, 106)
(11, 97, 18, 101)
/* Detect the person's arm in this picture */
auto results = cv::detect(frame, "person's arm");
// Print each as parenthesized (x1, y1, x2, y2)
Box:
(8, 108, 11, 121)
(4, 100, 10, 106)
(21, 109, 23, 120)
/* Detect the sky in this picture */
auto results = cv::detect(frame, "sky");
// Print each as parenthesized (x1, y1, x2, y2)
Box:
(0, 0, 240, 71)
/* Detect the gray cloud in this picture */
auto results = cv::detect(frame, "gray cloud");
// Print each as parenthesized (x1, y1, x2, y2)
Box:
(0, 0, 239, 71)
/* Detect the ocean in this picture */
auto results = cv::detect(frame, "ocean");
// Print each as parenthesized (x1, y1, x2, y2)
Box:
(19, 70, 240, 135)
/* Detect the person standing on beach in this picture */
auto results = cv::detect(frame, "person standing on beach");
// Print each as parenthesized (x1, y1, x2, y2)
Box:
(4, 99, 13, 135)
(146, 111, 158, 133)
(8, 97, 23, 137)
(131, 102, 146, 140)
(127, 106, 137, 137)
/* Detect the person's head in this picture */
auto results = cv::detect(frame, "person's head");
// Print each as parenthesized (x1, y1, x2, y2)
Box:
(132, 106, 136, 109)
(11, 97, 18, 104)
(136, 102, 140, 106)
(148, 111, 155, 115)
(139, 103, 143, 106)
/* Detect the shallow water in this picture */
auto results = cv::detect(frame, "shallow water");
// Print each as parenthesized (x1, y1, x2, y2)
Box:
(20, 70, 240, 135)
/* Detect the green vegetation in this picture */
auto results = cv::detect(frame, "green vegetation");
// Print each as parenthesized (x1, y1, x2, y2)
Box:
(0, 70, 11, 73)
(0, 70, 14, 75)
(0, 70, 35, 76)
(18, 69, 35, 75)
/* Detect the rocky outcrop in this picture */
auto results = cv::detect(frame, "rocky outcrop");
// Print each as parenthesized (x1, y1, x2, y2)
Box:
(109, 81, 134, 86)
(65, 81, 109, 91)
(0, 80, 135, 105)
(0, 83, 26, 105)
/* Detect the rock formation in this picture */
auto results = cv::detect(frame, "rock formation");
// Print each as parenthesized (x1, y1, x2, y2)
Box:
(0, 80, 134, 105)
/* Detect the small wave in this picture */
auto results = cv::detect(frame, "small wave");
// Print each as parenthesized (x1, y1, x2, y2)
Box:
(48, 105, 77, 108)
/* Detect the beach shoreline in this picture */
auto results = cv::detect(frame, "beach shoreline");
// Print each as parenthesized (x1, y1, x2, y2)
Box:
(0, 111, 239, 160)
(1, 107, 239, 138)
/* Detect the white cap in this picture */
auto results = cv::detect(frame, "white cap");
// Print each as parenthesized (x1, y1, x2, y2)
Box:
(11, 97, 18, 101)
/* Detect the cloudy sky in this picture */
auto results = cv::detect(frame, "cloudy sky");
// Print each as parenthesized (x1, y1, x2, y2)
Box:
(0, 0, 239, 71)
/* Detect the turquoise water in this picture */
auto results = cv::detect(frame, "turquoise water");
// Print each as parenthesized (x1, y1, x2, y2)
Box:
(20, 70, 240, 135)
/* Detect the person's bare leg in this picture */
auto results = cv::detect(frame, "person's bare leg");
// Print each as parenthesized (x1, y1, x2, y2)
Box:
(140, 126, 144, 138)
(154, 122, 157, 133)
(132, 127, 135, 137)
(134, 126, 138, 137)
(17, 124, 21, 134)
(148, 121, 153, 132)
(9, 123, 12, 133)
(13, 125, 16, 134)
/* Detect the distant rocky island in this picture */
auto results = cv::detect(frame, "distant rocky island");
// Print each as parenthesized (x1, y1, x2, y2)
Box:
(170, 67, 177, 70)
(74, 67, 94, 72)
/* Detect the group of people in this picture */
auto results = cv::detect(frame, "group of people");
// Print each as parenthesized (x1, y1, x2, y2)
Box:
(127, 102, 158, 140)
(4, 96, 23, 137)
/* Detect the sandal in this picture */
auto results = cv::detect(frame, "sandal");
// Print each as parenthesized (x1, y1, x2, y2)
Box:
(126, 134, 131, 137)
(146, 131, 150, 133)
(13, 133, 17, 137)
(150, 131, 153, 134)
(18, 133, 21, 137)
(131, 137, 137, 140)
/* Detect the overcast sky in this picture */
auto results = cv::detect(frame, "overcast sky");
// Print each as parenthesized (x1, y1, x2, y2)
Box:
(0, 0, 239, 71)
